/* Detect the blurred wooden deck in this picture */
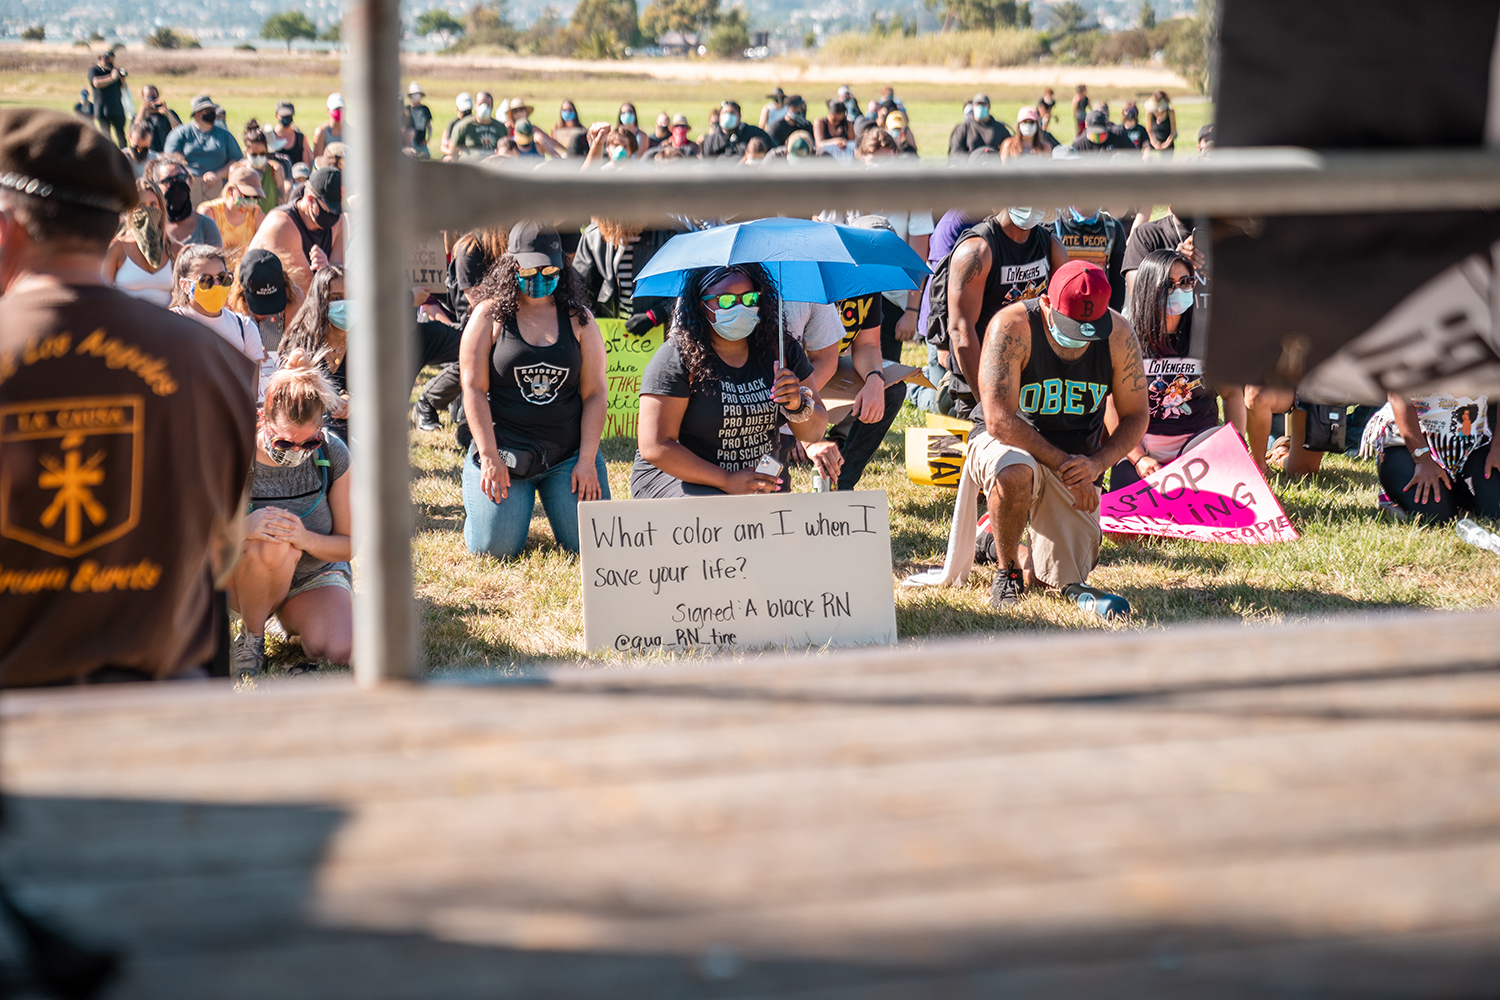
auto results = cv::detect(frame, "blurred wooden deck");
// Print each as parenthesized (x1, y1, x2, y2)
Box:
(2, 611, 1498, 998)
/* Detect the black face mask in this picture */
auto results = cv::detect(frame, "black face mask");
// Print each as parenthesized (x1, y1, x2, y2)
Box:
(197, 113, 216, 127)
(310, 199, 338, 230)
(279, 115, 294, 127)
(162, 177, 193, 222)
(129, 146, 150, 160)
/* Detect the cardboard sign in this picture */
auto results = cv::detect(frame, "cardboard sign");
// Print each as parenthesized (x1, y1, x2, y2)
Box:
(819, 356, 933, 426)
(1099, 426, 1299, 544)
(599, 318, 666, 440)
(579, 491, 897, 653)
(407, 234, 447, 294)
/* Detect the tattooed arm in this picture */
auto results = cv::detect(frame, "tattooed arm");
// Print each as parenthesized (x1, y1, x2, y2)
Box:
(946, 235, 991, 391)
(1098, 310, 1149, 470)
(980, 303, 1071, 471)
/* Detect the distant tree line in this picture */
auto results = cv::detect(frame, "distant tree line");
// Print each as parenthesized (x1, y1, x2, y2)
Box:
(414, 0, 750, 60)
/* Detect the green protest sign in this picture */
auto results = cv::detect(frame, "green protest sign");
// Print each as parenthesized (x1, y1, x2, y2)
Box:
(599, 318, 665, 440)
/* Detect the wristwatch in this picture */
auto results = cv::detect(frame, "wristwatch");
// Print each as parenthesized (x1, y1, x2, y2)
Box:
(784, 386, 816, 424)
(1411, 446, 1432, 462)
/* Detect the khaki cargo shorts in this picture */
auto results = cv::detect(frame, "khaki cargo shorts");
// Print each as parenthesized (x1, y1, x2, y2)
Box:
(967, 429, 1101, 589)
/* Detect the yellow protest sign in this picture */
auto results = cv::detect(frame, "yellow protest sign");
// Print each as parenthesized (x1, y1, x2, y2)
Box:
(905, 414, 974, 488)
(599, 318, 666, 440)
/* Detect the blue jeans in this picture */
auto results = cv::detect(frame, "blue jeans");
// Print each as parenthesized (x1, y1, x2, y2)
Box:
(907, 341, 948, 413)
(462, 448, 610, 559)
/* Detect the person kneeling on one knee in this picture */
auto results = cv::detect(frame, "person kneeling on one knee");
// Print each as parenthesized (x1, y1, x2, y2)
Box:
(229, 350, 353, 675)
(970, 260, 1148, 608)
(460, 221, 610, 559)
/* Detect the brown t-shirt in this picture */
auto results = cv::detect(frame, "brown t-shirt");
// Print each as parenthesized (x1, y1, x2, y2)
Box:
(0, 283, 255, 685)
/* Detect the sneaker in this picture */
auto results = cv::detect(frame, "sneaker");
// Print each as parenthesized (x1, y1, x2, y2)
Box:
(989, 567, 1024, 609)
(974, 513, 997, 564)
(1376, 491, 1411, 523)
(232, 629, 265, 678)
(1062, 584, 1131, 620)
(411, 399, 440, 432)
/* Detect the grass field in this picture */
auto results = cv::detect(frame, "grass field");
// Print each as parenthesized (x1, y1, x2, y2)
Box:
(392, 341, 1500, 674)
(1, 55, 1488, 674)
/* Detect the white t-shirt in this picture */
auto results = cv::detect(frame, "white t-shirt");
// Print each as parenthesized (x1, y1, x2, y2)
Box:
(777, 300, 844, 353)
(174, 306, 269, 398)
(848, 210, 935, 310)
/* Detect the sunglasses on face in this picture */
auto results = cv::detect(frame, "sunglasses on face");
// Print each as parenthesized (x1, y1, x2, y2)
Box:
(1168, 274, 1197, 290)
(517, 266, 561, 278)
(703, 291, 759, 309)
(268, 431, 324, 451)
(192, 273, 234, 290)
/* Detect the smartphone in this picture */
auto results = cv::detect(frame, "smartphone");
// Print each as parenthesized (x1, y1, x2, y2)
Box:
(754, 454, 784, 477)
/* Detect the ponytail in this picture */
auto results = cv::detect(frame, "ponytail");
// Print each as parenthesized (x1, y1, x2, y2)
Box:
(263, 348, 340, 425)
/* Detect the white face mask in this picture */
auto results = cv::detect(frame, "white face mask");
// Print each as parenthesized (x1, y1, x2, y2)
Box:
(476, 103, 492, 119)
(1166, 288, 1194, 316)
(1019, 122, 1037, 137)
(1008, 207, 1044, 230)
(709, 303, 758, 340)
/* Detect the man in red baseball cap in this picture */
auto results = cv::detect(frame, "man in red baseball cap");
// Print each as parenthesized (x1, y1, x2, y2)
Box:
(966, 259, 1149, 615)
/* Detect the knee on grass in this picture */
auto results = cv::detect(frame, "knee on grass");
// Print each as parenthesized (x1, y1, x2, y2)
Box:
(299, 624, 352, 666)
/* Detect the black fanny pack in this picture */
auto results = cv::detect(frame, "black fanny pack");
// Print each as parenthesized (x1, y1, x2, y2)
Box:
(1297, 399, 1348, 453)
(472, 442, 548, 480)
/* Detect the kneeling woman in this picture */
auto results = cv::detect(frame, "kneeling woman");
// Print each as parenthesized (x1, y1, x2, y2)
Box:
(460, 222, 609, 559)
(1108, 248, 1220, 488)
(1361, 391, 1500, 522)
(229, 350, 353, 674)
(633, 265, 827, 497)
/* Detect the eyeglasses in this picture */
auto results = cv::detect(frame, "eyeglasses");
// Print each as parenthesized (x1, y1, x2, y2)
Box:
(268, 432, 324, 452)
(192, 273, 234, 290)
(703, 291, 759, 309)
(1168, 274, 1197, 290)
(517, 266, 560, 278)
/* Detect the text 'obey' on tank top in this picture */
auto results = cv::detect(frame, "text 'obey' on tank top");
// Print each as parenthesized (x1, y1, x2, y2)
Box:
(1014, 299, 1114, 456)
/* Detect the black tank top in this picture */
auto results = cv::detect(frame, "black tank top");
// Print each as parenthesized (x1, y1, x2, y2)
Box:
(1145, 310, 1217, 437)
(486, 299, 583, 465)
(275, 203, 333, 264)
(283, 128, 307, 165)
(1013, 299, 1114, 456)
(950, 222, 1056, 413)
(1150, 112, 1173, 144)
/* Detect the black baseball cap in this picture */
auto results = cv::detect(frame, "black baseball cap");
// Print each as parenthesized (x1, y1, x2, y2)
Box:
(239, 248, 288, 315)
(308, 166, 341, 215)
(509, 221, 563, 269)
(1086, 109, 1109, 130)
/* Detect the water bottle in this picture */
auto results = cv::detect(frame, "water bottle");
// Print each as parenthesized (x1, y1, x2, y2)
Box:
(1456, 518, 1500, 556)
(1063, 584, 1131, 620)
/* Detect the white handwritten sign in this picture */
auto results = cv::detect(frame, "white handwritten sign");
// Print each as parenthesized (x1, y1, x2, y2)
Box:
(579, 491, 898, 653)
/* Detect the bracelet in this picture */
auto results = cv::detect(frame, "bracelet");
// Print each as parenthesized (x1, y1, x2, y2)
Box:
(863, 371, 883, 383)
(784, 386, 816, 424)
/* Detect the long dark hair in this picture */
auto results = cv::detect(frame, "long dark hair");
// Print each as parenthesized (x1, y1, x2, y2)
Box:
(281, 264, 344, 355)
(474, 253, 591, 327)
(1127, 248, 1192, 358)
(669, 263, 782, 386)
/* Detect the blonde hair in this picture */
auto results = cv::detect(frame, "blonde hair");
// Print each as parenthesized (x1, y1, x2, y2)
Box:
(594, 217, 643, 247)
(262, 348, 341, 426)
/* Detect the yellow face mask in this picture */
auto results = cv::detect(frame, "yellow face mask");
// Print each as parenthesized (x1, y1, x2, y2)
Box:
(191, 282, 229, 314)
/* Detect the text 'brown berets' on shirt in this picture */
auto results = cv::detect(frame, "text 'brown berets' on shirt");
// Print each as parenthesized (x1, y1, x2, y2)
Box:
(0, 285, 255, 685)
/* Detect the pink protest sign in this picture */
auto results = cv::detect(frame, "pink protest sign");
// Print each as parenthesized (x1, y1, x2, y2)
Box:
(1099, 426, 1299, 544)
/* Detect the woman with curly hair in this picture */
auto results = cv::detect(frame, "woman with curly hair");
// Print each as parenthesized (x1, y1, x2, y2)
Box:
(459, 222, 610, 560)
(633, 264, 828, 498)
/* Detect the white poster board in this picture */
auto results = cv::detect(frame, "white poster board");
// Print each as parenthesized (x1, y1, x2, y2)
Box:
(579, 491, 898, 653)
